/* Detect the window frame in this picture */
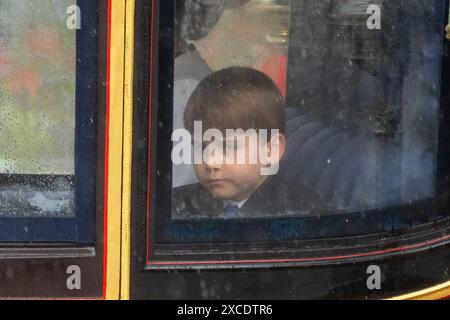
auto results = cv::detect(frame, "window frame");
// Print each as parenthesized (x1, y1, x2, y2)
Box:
(132, 0, 450, 269)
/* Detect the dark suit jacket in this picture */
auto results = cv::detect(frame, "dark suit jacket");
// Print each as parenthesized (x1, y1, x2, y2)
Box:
(172, 175, 330, 219)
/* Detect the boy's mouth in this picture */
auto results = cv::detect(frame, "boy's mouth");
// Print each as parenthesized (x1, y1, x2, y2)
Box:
(206, 179, 227, 188)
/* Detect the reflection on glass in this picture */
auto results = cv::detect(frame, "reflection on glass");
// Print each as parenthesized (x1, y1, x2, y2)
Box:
(286, 0, 445, 212)
(192, 0, 290, 94)
(0, 0, 76, 217)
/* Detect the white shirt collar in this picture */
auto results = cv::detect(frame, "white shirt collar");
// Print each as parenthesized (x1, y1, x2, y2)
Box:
(223, 199, 248, 209)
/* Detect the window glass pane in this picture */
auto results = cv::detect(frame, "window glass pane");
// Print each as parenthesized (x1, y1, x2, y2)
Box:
(0, 0, 97, 245)
(153, 0, 449, 248)
(0, 0, 76, 219)
(0, 0, 76, 175)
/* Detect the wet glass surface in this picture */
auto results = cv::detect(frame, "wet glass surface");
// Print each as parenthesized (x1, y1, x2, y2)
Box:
(0, 0, 77, 218)
(0, 0, 76, 175)
(0, 175, 74, 217)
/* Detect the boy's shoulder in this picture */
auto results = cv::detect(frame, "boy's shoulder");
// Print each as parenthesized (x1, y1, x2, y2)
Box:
(172, 177, 331, 220)
(172, 183, 222, 219)
(285, 182, 331, 216)
(240, 175, 330, 217)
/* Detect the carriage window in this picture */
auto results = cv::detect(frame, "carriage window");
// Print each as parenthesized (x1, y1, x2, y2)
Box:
(0, 0, 98, 242)
(145, 0, 450, 263)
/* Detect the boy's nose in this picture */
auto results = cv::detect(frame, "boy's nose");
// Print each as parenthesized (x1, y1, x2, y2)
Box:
(204, 158, 222, 170)
(204, 151, 223, 170)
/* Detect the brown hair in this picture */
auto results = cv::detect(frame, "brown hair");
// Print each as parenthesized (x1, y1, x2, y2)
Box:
(184, 67, 286, 138)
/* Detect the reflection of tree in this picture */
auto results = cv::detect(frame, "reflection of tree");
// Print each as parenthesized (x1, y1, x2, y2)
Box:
(194, 0, 291, 70)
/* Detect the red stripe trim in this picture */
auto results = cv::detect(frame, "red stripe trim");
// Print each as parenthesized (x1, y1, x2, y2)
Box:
(440, 293, 450, 300)
(147, 234, 450, 266)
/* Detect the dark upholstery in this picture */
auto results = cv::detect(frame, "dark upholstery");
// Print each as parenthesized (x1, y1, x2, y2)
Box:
(281, 108, 434, 213)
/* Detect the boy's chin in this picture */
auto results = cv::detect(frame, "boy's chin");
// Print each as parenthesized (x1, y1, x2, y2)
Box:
(209, 192, 230, 200)
(207, 189, 235, 201)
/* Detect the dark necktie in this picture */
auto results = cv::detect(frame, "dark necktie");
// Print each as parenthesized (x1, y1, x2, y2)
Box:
(223, 203, 240, 219)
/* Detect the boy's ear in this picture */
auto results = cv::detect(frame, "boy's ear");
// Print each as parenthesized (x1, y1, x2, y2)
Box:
(267, 133, 286, 164)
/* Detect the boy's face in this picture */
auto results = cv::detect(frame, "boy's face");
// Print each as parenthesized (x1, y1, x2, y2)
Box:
(193, 133, 285, 202)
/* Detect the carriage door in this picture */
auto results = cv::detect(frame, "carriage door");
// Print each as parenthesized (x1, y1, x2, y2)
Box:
(0, 0, 117, 299)
(128, 0, 450, 300)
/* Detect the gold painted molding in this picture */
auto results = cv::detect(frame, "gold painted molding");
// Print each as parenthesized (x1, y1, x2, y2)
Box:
(120, 0, 135, 301)
(388, 281, 450, 300)
(109, 0, 450, 300)
(105, 0, 126, 300)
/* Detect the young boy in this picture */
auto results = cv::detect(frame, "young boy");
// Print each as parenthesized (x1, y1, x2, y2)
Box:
(172, 67, 326, 219)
